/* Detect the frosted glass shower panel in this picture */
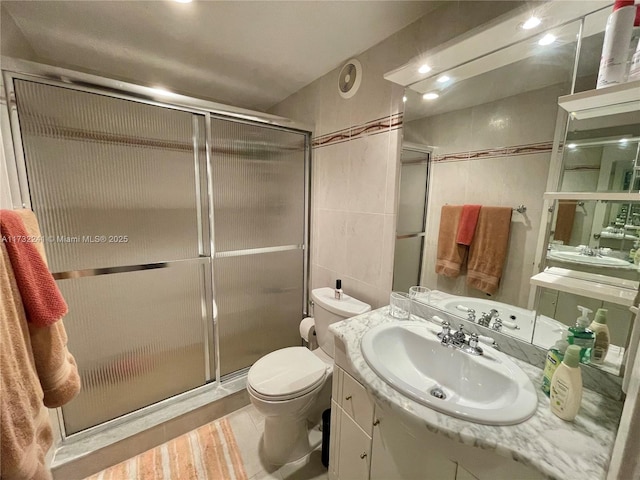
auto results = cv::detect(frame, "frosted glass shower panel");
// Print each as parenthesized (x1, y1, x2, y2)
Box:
(14, 80, 205, 272)
(215, 250, 304, 376)
(397, 162, 428, 233)
(210, 118, 306, 252)
(57, 261, 208, 434)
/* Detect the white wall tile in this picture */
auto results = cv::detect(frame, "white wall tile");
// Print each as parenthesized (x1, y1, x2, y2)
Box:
(345, 212, 384, 285)
(347, 135, 389, 214)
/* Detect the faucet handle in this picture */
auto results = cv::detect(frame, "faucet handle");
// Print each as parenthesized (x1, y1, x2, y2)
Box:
(437, 321, 450, 339)
(466, 333, 483, 355)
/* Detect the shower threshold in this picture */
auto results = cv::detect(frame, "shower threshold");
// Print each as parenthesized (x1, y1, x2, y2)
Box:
(50, 372, 249, 480)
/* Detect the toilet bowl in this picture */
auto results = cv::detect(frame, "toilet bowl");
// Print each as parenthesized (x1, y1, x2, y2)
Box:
(247, 287, 370, 465)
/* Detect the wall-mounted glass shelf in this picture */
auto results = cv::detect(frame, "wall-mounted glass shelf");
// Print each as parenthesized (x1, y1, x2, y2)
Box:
(531, 267, 638, 307)
(544, 192, 640, 200)
(558, 80, 640, 120)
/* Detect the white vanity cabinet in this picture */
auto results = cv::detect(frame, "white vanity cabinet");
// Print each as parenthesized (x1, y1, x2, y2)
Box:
(330, 338, 545, 480)
(329, 366, 373, 480)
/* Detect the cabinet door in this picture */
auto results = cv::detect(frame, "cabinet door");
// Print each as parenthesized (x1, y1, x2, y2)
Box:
(370, 410, 457, 480)
(337, 408, 371, 480)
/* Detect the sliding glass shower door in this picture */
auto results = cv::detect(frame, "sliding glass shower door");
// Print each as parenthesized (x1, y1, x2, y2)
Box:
(11, 76, 309, 435)
(14, 80, 213, 434)
(210, 118, 307, 376)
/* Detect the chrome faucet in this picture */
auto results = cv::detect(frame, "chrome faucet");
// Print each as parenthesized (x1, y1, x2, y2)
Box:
(466, 309, 476, 323)
(478, 309, 498, 327)
(438, 322, 483, 356)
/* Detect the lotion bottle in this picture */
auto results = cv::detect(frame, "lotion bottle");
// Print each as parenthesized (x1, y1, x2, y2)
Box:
(589, 308, 611, 364)
(550, 345, 583, 421)
(567, 306, 595, 364)
(541, 331, 569, 397)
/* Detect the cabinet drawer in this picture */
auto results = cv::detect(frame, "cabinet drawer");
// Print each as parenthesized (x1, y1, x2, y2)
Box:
(337, 408, 371, 480)
(340, 370, 374, 435)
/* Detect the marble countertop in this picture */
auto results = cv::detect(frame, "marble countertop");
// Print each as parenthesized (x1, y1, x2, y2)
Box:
(330, 307, 623, 480)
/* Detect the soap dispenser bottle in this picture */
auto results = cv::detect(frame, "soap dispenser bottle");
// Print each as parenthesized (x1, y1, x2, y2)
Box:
(334, 279, 343, 300)
(550, 344, 583, 421)
(589, 308, 611, 364)
(567, 306, 595, 364)
(541, 331, 570, 397)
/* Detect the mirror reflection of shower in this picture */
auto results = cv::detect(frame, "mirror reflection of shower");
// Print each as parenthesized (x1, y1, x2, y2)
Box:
(393, 143, 430, 292)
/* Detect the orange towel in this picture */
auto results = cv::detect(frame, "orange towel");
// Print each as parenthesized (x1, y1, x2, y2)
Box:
(553, 200, 577, 245)
(0, 210, 68, 327)
(467, 206, 512, 295)
(456, 204, 481, 246)
(435, 205, 467, 278)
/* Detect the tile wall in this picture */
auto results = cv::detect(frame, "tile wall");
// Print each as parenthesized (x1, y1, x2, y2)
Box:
(269, 1, 522, 308)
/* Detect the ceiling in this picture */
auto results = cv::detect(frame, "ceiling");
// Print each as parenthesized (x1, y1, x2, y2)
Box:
(1, 1, 440, 111)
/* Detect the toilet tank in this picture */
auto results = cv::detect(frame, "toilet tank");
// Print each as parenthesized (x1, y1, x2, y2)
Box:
(311, 287, 371, 358)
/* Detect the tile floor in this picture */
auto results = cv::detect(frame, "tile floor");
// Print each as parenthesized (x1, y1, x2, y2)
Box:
(227, 405, 328, 480)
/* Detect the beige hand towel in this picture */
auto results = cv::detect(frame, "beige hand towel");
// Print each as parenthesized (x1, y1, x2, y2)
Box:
(467, 206, 512, 295)
(0, 210, 80, 480)
(435, 205, 467, 278)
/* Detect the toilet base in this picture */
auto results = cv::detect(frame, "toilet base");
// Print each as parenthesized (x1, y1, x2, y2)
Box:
(261, 416, 322, 465)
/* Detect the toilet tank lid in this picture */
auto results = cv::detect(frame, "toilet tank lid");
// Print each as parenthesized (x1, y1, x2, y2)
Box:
(311, 287, 371, 317)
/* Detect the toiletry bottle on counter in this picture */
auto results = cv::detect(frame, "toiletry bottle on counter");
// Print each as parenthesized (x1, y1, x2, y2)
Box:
(597, 1, 637, 88)
(541, 331, 570, 397)
(589, 309, 611, 364)
(567, 306, 595, 364)
(550, 345, 583, 421)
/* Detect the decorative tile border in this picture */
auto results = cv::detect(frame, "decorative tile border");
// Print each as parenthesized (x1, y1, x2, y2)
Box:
(312, 112, 403, 149)
(432, 141, 554, 163)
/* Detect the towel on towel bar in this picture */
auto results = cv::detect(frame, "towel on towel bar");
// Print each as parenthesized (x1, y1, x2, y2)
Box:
(456, 204, 482, 246)
(0, 209, 67, 327)
(467, 206, 512, 295)
(1, 209, 80, 480)
(435, 205, 467, 277)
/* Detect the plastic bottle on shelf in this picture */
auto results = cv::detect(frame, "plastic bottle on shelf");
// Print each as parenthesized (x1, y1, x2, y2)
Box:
(589, 309, 611, 365)
(597, 1, 637, 88)
(567, 306, 595, 364)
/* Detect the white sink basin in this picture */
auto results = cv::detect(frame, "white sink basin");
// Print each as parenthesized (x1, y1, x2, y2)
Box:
(360, 321, 538, 425)
(548, 250, 632, 268)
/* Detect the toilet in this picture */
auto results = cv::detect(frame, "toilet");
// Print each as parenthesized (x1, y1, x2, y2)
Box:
(247, 287, 371, 465)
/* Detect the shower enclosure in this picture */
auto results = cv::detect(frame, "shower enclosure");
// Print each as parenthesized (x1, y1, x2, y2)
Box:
(3, 61, 310, 437)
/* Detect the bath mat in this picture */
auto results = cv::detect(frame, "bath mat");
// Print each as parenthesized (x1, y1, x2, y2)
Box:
(85, 417, 248, 480)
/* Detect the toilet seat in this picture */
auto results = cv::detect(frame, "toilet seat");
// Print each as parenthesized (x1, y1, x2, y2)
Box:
(248, 347, 328, 401)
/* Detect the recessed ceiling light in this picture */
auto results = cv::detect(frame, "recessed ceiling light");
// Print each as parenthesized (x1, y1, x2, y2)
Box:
(538, 34, 556, 46)
(418, 64, 431, 74)
(422, 92, 439, 100)
(522, 17, 541, 30)
(174, 0, 192, 3)
(437, 75, 450, 83)
(567, 143, 577, 149)
(402, 96, 407, 103)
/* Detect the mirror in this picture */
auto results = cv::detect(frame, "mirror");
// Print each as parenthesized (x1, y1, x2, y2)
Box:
(398, 19, 581, 340)
(395, 7, 637, 376)
(547, 199, 640, 283)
